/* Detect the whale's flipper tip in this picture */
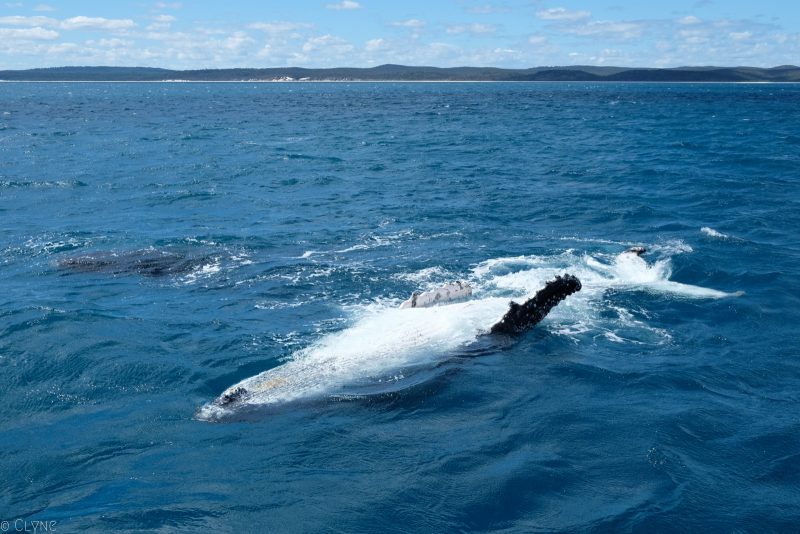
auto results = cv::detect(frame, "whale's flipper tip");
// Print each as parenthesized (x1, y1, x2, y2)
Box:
(626, 246, 647, 256)
(558, 273, 582, 295)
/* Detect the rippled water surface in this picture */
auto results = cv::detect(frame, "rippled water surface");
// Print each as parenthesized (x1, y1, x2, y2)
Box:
(1, 82, 799, 532)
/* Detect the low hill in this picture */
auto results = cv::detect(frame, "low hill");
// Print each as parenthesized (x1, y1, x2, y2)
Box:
(1, 64, 799, 82)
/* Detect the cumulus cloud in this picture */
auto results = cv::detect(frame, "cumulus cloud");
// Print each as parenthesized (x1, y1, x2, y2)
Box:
(537, 7, 591, 21)
(567, 20, 645, 40)
(249, 21, 313, 34)
(365, 38, 386, 51)
(60, 17, 136, 31)
(392, 19, 425, 29)
(446, 23, 496, 35)
(729, 31, 752, 41)
(0, 27, 59, 40)
(147, 14, 175, 31)
(86, 38, 133, 48)
(0, 15, 58, 27)
(301, 34, 353, 54)
(678, 15, 702, 25)
(326, 1, 360, 10)
(467, 5, 511, 14)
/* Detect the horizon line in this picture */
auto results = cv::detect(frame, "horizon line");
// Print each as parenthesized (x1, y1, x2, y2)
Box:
(3, 63, 800, 71)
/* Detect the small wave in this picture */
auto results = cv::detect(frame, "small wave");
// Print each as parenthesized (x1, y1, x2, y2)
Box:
(255, 301, 306, 310)
(559, 236, 636, 247)
(179, 258, 222, 285)
(393, 266, 455, 285)
(701, 227, 729, 239)
(0, 179, 87, 189)
(649, 239, 693, 256)
(23, 234, 93, 256)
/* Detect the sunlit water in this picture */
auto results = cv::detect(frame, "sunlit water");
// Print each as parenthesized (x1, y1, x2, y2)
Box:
(1, 82, 799, 531)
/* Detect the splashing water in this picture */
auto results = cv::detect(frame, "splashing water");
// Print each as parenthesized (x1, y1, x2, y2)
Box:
(197, 248, 739, 420)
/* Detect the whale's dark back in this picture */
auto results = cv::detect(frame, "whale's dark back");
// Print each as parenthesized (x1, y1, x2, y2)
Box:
(58, 250, 213, 277)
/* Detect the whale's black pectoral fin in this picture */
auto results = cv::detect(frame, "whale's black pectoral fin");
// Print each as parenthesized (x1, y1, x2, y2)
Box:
(489, 274, 582, 336)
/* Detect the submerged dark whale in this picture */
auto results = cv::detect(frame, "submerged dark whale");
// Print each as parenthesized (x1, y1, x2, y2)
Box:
(200, 274, 582, 418)
(58, 249, 215, 277)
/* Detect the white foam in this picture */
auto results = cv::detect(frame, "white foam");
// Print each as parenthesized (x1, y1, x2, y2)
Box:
(180, 258, 221, 285)
(393, 266, 453, 285)
(701, 226, 728, 239)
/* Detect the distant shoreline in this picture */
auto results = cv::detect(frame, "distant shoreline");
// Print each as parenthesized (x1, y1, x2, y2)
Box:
(0, 80, 794, 84)
(1, 64, 798, 83)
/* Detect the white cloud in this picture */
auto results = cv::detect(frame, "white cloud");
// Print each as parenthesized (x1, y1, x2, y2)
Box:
(45, 42, 79, 54)
(85, 38, 134, 48)
(467, 5, 510, 14)
(60, 16, 136, 31)
(446, 23, 496, 35)
(155, 2, 182, 9)
(392, 19, 425, 29)
(0, 15, 58, 27)
(679, 28, 709, 44)
(678, 16, 702, 25)
(147, 14, 175, 31)
(0, 27, 59, 40)
(528, 35, 547, 45)
(249, 21, 313, 34)
(326, 1, 360, 10)
(587, 48, 633, 64)
(365, 38, 386, 51)
(222, 31, 253, 51)
(567, 21, 645, 40)
(301, 34, 353, 54)
(729, 31, 752, 41)
(34, 4, 55, 11)
(537, 8, 591, 21)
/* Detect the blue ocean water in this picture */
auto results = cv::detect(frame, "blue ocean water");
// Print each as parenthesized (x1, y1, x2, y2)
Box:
(1, 81, 799, 532)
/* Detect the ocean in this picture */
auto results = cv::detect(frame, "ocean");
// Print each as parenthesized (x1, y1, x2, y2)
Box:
(1, 82, 799, 532)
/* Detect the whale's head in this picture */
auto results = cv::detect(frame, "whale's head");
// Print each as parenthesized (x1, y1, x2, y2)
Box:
(217, 386, 249, 406)
(195, 386, 252, 421)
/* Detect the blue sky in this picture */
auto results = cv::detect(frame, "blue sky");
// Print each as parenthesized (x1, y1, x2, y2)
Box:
(1, 1, 798, 69)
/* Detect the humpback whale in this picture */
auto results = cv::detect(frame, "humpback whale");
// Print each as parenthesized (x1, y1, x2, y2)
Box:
(199, 274, 582, 420)
(58, 249, 215, 277)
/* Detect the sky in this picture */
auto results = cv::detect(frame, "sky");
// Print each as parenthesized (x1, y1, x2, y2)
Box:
(0, 1, 798, 70)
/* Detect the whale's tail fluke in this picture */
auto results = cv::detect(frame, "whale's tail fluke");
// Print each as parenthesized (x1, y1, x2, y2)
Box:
(489, 274, 582, 336)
